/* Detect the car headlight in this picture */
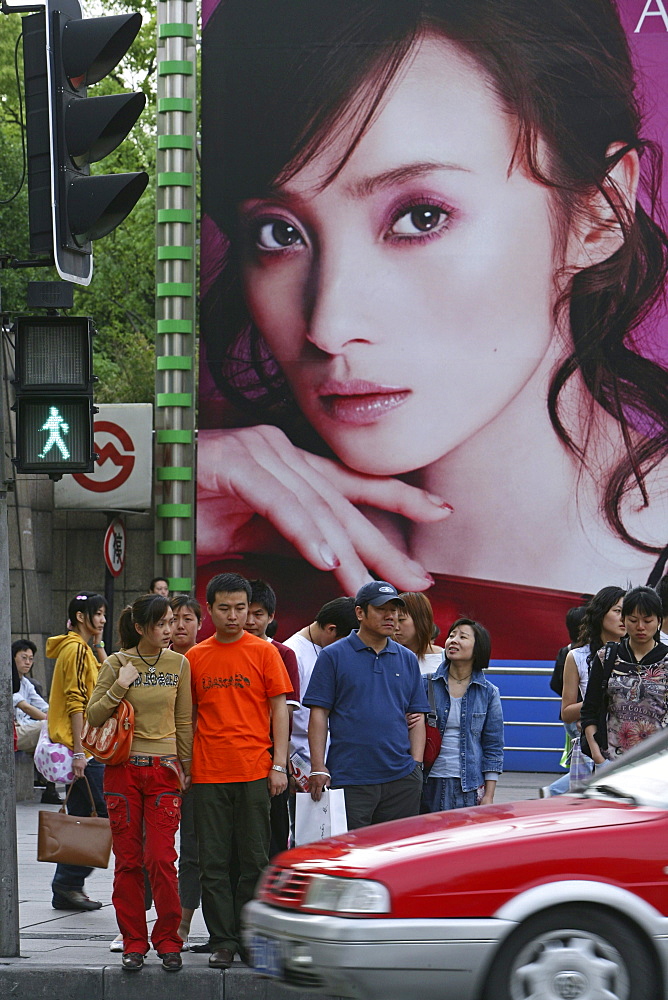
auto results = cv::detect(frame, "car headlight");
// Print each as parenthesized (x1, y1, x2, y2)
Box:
(302, 874, 390, 914)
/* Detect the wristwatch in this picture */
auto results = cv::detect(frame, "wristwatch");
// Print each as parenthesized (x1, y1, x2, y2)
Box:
(271, 764, 288, 774)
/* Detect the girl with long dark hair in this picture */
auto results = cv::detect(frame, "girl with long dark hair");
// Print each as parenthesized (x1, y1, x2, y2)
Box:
(561, 586, 627, 728)
(87, 594, 193, 973)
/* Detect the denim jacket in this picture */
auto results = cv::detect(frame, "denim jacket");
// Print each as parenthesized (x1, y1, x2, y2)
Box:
(424, 664, 504, 791)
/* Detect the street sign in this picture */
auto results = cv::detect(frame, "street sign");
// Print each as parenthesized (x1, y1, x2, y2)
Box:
(103, 516, 125, 577)
(54, 403, 152, 509)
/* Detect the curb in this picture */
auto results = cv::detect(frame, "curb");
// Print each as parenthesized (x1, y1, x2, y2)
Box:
(0, 963, 333, 1000)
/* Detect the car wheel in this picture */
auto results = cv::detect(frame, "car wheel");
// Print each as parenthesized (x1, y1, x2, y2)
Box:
(483, 904, 659, 1000)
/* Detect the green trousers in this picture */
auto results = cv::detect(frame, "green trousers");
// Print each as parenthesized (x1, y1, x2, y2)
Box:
(193, 778, 270, 952)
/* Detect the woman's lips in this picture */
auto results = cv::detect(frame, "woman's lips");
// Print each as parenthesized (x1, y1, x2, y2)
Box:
(317, 379, 410, 425)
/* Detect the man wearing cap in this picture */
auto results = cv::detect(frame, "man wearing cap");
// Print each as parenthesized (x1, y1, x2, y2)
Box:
(304, 582, 429, 829)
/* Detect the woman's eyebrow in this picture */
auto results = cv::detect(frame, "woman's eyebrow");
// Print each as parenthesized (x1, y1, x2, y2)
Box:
(344, 160, 472, 199)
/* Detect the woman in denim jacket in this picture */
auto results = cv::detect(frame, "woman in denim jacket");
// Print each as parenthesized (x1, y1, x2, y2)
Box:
(422, 618, 504, 812)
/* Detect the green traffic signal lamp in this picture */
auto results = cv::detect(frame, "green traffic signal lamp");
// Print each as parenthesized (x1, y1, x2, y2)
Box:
(12, 316, 97, 476)
(14, 397, 95, 473)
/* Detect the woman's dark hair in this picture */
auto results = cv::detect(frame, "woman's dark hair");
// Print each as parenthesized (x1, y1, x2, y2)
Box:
(398, 592, 438, 659)
(446, 617, 491, 671)
(621, 585, 664, 628)
(203, 0, 668, 552)
(170, 594, 203, 623)
(655, 572, 668, 618)
(118, 594, 171, 649)
(67, 593, 105, 633)
(11, 659, 20, 695)
(577, 585, 625, 657)
(565, 606, 588, 645)
(12, 638, 37, 663)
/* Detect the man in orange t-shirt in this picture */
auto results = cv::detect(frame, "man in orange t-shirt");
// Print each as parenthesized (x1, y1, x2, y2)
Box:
(187, 572, 291, 969)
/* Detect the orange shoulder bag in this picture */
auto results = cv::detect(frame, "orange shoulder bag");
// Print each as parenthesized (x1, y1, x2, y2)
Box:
(82, 652, 135, 765)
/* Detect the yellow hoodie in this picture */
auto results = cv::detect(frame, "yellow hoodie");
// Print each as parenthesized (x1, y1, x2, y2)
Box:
(46, 631, 99, 750)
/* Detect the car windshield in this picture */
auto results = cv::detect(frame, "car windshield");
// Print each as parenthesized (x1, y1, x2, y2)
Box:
(582, 727, 668, 808)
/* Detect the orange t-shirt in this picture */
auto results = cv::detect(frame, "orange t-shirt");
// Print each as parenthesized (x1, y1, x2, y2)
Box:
(187, 630, 292, 783)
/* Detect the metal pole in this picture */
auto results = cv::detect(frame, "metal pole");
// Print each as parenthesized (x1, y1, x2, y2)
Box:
(103, 512, 114, 649)
(0, 313, 21, 954)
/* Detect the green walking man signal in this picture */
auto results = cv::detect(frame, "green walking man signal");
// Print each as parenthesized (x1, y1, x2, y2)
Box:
(38, 407, 70, 460)
(12, 316, 97, 477)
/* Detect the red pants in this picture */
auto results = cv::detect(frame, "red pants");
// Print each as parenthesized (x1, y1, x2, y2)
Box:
(104, 759, 182, 954)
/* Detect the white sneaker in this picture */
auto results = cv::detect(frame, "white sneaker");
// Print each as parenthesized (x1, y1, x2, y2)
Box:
(180, 935, 190, 952)
(109, 934, 123, 953)
(538, 785, 552, 798)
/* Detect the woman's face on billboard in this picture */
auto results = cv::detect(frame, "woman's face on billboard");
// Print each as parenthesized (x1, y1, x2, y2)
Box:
(238, 37, 561, 477)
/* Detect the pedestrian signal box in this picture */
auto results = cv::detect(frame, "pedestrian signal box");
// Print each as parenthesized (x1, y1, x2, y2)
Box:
(12, 316, 97, 475)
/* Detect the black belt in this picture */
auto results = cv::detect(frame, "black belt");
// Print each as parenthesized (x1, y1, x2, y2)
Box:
(128, 754, 177, 767)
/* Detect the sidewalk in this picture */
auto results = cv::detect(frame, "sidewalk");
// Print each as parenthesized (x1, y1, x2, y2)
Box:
(0, 770, 558, 998)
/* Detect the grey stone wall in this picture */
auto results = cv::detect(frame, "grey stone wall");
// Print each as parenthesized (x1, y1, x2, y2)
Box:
(8, 475, 154, 696)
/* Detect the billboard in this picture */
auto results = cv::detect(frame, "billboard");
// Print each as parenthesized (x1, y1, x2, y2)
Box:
(198, 0, 668, 655)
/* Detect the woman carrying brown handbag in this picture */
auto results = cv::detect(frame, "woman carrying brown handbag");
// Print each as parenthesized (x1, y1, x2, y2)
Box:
(87, 593, 193, 973)
(47, 591, 108, 911)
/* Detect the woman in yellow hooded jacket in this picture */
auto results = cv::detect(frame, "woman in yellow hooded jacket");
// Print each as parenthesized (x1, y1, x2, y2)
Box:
(46, 591, 107, 911)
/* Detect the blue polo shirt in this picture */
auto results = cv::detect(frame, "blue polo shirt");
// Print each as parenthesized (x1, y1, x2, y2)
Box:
(303, 630, 430, 786)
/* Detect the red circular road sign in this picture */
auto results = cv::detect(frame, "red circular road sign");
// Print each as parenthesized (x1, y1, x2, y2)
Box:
(104, 517, 126, 577)
(73, 420, 135, 493)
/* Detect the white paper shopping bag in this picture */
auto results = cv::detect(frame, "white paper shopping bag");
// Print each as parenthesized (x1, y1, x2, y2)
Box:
(294, 788, 348, 846)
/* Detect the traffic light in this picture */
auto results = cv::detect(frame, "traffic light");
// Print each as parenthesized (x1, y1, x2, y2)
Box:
(22, 0, 148, 285)
(12, 316, 97, 475)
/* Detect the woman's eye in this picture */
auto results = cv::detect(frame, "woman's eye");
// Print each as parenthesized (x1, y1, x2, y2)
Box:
(255, 219, 304, 250)
(389, 204, 449, 238)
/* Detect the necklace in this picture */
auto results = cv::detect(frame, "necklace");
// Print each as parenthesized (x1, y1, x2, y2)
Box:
(450, 672, 472, 684)
(136, 647, 162, 674)
(307, 626, 321, 659)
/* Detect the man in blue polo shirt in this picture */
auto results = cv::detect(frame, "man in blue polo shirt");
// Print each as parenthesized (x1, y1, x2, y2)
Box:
(304, 581, 429, 829)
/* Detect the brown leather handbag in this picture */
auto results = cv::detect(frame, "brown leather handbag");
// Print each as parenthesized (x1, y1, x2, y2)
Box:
(37, 776, 112, 869)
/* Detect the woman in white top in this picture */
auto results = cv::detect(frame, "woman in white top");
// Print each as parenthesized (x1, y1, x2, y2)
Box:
(12, 639, 61, 804)
(394, 592, 444, 674)
(561, 586, 626, 728)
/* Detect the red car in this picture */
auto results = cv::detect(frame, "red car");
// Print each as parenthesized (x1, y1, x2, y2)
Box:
(243, 730, 668, 1000)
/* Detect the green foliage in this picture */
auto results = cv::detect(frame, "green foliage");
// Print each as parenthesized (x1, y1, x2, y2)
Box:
(0, 1, 158, 404)
(0, 13, 39, 311)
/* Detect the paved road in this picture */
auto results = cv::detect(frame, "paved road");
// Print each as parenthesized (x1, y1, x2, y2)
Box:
(0, 770, 558, 998)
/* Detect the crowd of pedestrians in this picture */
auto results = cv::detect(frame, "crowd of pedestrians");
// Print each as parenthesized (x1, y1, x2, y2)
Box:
(10, 568, 668, 973)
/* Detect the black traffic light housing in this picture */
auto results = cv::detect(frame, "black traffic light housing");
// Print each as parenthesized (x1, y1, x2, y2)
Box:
(12, 315, 97, 475)
(22, 0, 148, 285)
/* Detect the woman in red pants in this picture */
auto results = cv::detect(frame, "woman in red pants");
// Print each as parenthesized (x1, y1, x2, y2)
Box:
(87, 593, 192, 973)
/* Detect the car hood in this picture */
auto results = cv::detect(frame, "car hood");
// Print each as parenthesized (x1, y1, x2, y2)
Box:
(282, 796, 660, 878)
